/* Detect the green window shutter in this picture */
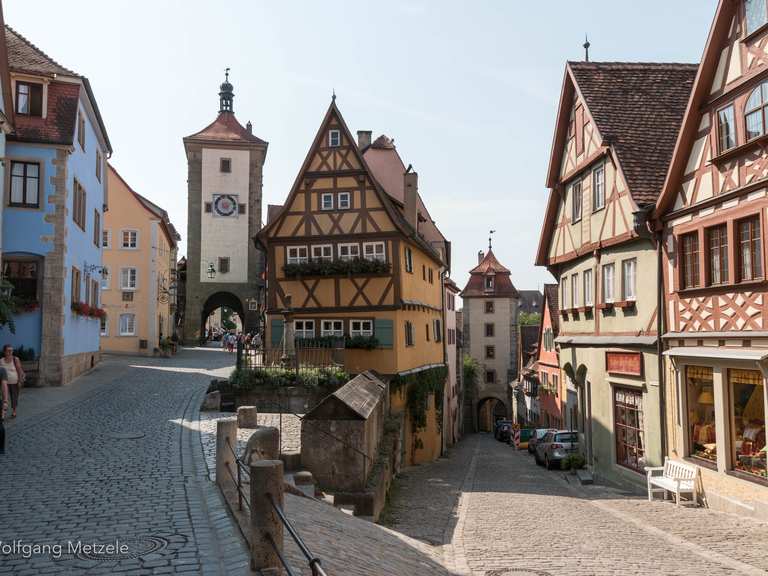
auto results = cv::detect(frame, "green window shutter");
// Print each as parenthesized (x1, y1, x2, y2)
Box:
(270, 318, 284, 347)
(374, 318, 393, 348)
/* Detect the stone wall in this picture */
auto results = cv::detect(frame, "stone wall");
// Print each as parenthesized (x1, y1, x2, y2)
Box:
(61, 350, 101, 385)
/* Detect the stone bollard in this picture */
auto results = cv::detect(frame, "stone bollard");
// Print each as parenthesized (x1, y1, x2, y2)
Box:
(293, 471, 316, 498)
(237, 405, 259, 428)
(250, 459, 284, 572)
(243, 426, 280, 466)
(216, 418, 239, 494)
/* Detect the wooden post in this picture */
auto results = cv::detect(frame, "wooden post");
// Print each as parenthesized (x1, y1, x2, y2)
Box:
(250, 459, 285, 572)
(216, 418, 238, 494)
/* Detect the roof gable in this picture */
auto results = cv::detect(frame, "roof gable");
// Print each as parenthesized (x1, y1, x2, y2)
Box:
(460, 249, 519, 298)
(304, 371, 385, 420)
(5, 25, 75, 77)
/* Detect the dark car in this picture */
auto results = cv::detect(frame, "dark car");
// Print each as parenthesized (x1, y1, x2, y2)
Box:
(494, 420, 513, 441)
(534, 430, 579, 469)
(528, 428, 557, 454)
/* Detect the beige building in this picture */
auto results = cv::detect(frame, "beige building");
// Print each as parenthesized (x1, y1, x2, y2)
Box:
(101, 166, 180, 355)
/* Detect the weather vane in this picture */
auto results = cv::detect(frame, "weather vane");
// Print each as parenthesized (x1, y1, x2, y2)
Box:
(489, 230, 496, 251)
(583, 35, 590, 62)
(225, 67, 230, 82)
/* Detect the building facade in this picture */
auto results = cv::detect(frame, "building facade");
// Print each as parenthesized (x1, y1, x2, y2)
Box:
(101, 166, 179, 355)
(257, 99, 450, 466)
(536, 284, 563, 429)
(461, 248, 520, 432)
(3, 26, 111, 385)
(444, 277, 461, 448)
(182, 73, 266, 342)
(536, 61, 696, 486)
(0, 12, 13, 263)
(655, 0, 768, 518)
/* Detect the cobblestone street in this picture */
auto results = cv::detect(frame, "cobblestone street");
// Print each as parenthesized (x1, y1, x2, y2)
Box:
(385, 434, 768, 576)
(0, 347, 249, 576)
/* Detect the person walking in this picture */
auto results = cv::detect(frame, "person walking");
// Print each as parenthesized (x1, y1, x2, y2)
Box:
(0, 366, 8, 454)
(0, 345, 24, 418)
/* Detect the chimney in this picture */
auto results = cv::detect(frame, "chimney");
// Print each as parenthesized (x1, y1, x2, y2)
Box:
(357, 130, 372, 149)
(404, 167, 418, 231)
(478, 251, 485, 264)
(246, 121, 253, 134)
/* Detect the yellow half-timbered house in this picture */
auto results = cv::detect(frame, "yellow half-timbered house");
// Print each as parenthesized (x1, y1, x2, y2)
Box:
(257, 98, 450, 465)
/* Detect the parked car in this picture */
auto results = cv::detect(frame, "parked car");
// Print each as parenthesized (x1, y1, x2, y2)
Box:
(494, 420, 512, 441)
(534, 430, 579, 469)
(514, 427, 534, 449)
(528, 428, 557, 454)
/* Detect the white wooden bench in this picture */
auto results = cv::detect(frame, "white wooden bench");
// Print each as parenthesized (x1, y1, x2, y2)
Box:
(645, 457, 699, 507)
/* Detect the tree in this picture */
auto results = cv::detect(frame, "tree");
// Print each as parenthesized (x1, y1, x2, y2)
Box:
(519, 312, 541, 326)
(221, 307, 236, 331)
(463, 354, 479, 391)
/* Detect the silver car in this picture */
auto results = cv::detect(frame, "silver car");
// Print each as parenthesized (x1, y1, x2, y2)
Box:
(534, 430, 579, 470)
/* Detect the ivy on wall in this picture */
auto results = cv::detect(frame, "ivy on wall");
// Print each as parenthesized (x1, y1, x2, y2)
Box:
(390, 365, 448, 432)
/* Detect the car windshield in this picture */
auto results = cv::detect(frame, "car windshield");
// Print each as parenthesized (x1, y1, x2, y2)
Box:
(555, 432, 577, 443)
(536, 429, 550, 439)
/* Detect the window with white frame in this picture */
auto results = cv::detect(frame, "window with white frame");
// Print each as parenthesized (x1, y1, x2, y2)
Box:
(583, 269, 593, 306)
(101, 266, 110, 290)
(622, 258, 637, 301)
(593, 163, 605, 211)
(363, 242, 386, 262)
(119, 313, 136, 336)
(602, 263, 615, 303)
(338, 192, 351, 209)
(338, 243, 360, 262)
(311, 245, 332, 262)
(102, 229, 111, 249)
(287, 246, 309, 265)
(321, 193, 334, 210)
(100, 315, 108, 337)
(321, 319, 344, 337)
(294, 320, 315, 339)
(571, 273, 579, 308)
(121, 229, 138, 249)
(121, 267, 137, 291)
(329, 129, 341, 147)
(561, 276, 568, 310)
(404, 247, 413, 273)
(350, 319, 373, 337)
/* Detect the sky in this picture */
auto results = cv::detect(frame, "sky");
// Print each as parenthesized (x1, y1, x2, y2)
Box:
(6, 0, 718, 299)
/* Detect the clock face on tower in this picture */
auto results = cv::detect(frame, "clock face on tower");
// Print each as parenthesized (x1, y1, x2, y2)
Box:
(213, 194, 238, 217)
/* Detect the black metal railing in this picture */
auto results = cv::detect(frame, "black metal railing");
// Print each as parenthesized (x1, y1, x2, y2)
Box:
(236, 340, 345, 372)
(224, 436, 251, 511)
(267, 492, 328, 576)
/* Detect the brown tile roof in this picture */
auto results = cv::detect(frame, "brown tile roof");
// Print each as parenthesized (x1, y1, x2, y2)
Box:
(304, 371, 386, 420)
(569, 61, 697, 205)
(543, 283, 559, 335)
(518, 289, 543, 315)
(185, 112, 267, 146)
(5, 25, 75, 76)
(9, 81, 78, 145)
(469, 249, 510, 274)
(267, 204, 283, 225)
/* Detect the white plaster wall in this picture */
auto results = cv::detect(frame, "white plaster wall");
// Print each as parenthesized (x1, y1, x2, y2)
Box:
(200, 147, 250, 283)
(466, 297, 513, 384)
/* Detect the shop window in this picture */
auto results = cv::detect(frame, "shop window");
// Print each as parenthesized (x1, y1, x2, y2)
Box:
(729, 369, 766, 479)
(686, 366, 717, 464)
(614, 387, 645, 472)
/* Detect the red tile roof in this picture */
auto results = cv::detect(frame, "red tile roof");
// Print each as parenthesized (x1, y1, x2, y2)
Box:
(185, 112, 266, 146)
(543, 283, 559, 336)
(568, 61, 697, 205)
(460, 250, 518, 298)
(469, 249, 510, 274)
(10, 81, 78, 146)
(5, 25, 75, 76)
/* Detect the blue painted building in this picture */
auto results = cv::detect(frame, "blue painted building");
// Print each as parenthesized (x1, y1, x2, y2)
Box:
(3, 25, 111, 385)
(0, 6, 15, 275)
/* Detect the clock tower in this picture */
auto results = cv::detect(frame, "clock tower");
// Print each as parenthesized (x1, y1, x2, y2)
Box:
(182, 72, 267, 341)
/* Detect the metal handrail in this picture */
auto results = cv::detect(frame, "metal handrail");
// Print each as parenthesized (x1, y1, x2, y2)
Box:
(224, 436, 251, 510)
(267, 492, 328, 576)
(266, 533, 298, 576)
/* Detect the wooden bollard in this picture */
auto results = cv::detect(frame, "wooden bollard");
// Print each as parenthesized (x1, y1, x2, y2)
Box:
(250, 459, 285, 572)
(216, 418, 238, 493)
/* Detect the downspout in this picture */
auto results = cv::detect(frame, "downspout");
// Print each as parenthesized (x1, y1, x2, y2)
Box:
(656, 229, 668, 459)
(440, 269, 448, 456)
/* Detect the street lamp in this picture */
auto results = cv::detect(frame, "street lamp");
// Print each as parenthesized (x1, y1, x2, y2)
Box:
(206, 263, 216, 280)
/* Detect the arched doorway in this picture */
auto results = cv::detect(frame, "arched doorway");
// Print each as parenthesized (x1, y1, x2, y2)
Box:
(477, 396, 508, 433)
(201, 292, 245, 342)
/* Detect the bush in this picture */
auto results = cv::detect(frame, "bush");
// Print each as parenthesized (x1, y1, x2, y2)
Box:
(561, 453, 586, 471)
(229, 366, 348, 391)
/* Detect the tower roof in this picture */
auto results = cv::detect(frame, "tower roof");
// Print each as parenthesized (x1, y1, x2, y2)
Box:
(469, 249, 510, 274)
(460, 249, 518, 298)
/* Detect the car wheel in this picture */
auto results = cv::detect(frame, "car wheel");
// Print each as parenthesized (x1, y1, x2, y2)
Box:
(545, 455, 553, 470)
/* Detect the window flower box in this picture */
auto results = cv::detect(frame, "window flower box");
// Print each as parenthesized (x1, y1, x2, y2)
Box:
(283, 258, 390, 278)
(597, 302, 614, 311)
(71, 301, 106, 318)
(559, 309, 569, 318)
(577, 305, 593, 314)
(615, 300, 636, 309)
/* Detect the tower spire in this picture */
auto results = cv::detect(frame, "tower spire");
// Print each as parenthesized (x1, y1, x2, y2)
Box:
(583, 34, 591, 62)
(488, 230, 496, 251)
(219, 67, 234, 113)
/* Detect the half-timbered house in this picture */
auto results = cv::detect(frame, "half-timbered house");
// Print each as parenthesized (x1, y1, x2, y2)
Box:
(656, 0, 768, 516)
(257, 98, 450, 465)
(536, 61, 696, 487)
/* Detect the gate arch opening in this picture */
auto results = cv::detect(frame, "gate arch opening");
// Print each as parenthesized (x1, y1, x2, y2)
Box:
(477, 396, 508, 433)
(201, 292, 244, 342)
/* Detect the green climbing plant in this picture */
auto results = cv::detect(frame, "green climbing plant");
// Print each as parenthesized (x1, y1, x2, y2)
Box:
(0, 280, 17, 334)
(463, 354, 479, 391)
(390, 365, 448, 431)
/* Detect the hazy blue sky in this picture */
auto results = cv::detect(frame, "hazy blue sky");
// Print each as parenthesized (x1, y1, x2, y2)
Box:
(6, 1, 718, 297)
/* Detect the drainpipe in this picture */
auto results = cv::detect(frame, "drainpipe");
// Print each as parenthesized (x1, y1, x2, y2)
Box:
(656, 230, 667, 460)
(440, 269, 448, 456)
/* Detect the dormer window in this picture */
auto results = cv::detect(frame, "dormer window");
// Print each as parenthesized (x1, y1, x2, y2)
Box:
(484, 276, 494, 290)
(15, 81, 43, 116)
(329, 129, 341, 147)
(746, 0, 768, 35)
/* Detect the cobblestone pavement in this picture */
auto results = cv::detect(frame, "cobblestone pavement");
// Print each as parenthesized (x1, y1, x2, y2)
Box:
(385, 433, 768, 576)
(199, 411, 302, 482)
(0, 346, 250, 575)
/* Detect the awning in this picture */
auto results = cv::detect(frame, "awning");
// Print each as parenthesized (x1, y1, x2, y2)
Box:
(555, 335, 657, 346)
(663, 347, 768, 362)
